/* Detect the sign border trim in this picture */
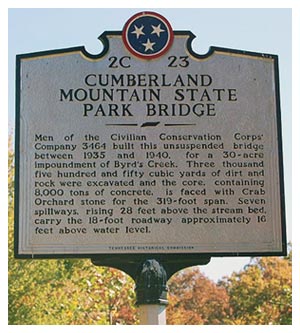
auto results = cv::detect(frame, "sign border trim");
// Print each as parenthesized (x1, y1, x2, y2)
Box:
(14, 30, 287, 259)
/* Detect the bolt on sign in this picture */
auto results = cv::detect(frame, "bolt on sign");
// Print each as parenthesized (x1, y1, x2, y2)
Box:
(15, 12, 286, 258)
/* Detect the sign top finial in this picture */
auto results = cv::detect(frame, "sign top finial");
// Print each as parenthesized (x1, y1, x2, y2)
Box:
(122, 11, 174, 60)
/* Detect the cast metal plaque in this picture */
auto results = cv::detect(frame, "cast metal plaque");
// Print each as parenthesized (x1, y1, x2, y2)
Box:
(15, 12, 286, 258)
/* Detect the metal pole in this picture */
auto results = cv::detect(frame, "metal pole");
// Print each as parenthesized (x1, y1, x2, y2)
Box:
(135, 259, 168, 325)
(139, 304, 166, 325)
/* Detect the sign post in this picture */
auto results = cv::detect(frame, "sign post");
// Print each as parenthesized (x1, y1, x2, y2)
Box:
(15, 11, 286, 325)
(135, 259, 168, 325)
(139, 304, 167, 325)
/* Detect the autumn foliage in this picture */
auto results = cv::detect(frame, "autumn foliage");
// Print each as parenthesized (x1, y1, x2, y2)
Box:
(167, 252, 292, 325)
(222, 255, 292, 325)
(167, 268, 230, 324)
(8, 139, 291, 325)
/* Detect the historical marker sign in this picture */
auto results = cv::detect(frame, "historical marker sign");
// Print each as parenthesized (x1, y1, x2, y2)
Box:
(15, 12, 286, 258)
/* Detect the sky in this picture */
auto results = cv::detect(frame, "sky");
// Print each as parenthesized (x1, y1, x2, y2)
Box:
(3, 1, 300, 331)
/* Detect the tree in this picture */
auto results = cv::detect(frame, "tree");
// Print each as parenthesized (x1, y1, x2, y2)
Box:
(8, 138, 138, 325)
(167, 252, 292, 325)
(167, 267, 230, 324)
(220, 253, 292, 325)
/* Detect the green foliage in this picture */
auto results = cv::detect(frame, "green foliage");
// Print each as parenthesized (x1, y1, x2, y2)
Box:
(9, 234, 138, 324)
(8, 250, 138, 324)
(8, 139, 137, 325)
